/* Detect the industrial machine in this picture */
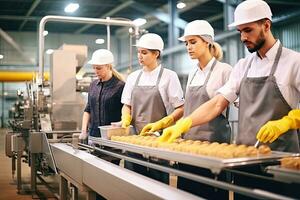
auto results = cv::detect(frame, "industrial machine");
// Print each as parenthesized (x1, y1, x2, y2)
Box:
(4, 15, 140, 199)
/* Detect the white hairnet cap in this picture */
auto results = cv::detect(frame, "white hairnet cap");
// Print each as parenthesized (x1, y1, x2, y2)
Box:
(178, 20, 214, 41)
(134, 33, 164, 52)
(228, 0, 272, 27)
(88, 49, 114, 65)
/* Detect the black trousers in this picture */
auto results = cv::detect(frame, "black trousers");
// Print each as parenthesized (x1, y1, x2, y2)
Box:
(125, 152, 169, 184)
(177, 163, 229, 200)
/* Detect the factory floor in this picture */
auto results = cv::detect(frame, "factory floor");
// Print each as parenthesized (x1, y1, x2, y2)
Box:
(0, 128, 57, 200)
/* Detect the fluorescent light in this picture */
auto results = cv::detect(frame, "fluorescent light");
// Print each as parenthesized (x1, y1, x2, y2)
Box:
(64, 3, 79, 13)
(0, 54, 3, 59)
(43, 30, 48, 36)
(76, 74, 83, 79)
(46, 49, 54, 54)
(177, 2, 186, 9)
(133, 18, 147, 26)
(95, 38, 105, 44)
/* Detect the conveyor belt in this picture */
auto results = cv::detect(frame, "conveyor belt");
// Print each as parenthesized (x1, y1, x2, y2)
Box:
(90, 137, 299, 174)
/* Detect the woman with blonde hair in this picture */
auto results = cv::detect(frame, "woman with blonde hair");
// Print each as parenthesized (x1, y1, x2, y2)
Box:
(169, 20, 232, 199)
(79, 49, 125, 139)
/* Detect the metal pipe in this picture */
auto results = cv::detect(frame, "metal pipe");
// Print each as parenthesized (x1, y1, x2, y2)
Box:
(17, 150, 22, 193)
(0, 71, 49, 82)
(38, 15, 137, 83)
(39, 130, 81, 134)
(30, 153, 37, 194)
(1, 83, 4, 128)
(106, 17, 110, 51)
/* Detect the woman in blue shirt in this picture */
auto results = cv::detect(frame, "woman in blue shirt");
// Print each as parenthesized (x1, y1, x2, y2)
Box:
(79, 49, 125, 139)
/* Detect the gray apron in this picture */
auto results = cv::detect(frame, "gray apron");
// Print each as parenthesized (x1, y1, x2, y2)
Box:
(237, 44, 299, 152)
(183, 59, 231, 143)
(127, 66, 169, 184)
(131, 67, 167, 133)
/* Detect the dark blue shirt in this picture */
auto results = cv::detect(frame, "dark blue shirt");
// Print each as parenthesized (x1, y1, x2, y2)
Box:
(84, 76, 125, 137)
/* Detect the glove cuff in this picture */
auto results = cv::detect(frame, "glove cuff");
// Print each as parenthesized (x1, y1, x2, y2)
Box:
(122, 113, 132, 123)
(279, 116, 294, 133)
(161, 115, 174, 128)
(177, 117, 192, 133)
(287, 110, 300, 129)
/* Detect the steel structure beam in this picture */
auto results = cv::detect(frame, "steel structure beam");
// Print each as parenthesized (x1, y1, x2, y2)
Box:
(129, 1, 187, 29)
(0, 15, 40, 21)
(74, 0, 134, 34)
(116, 0, 210, 36)
(18, 0, 41, 31)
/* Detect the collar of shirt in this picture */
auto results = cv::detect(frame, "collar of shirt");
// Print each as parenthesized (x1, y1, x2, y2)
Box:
(96, 75, 117, 87)
(142, 64, 162, 75)
(197, 57, 216, 75)
(255, 40, 281, 62)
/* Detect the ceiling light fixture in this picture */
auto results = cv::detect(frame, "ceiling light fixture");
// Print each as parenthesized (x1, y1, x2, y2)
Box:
(95, 38, 105, 44)
(43, 30, 48, 36)
(64, 3, 79, 13)
(0, 54, 3, 59)
(133, 18, 147, 26)
(177, 2, 186, 9)
(46, 49, 54, 55)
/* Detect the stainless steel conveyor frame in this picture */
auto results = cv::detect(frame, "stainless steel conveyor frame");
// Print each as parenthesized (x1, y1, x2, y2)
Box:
(51, 143, 203, 200)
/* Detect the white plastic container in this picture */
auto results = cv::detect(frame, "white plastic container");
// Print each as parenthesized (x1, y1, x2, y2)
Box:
(99, 125, 134, 139)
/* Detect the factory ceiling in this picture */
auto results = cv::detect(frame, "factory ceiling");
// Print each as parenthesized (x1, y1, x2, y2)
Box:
(0, 0, 300, 38)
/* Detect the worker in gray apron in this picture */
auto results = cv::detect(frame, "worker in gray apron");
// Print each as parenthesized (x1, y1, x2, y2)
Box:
(175, 20, 232, 199)
(121, 33, 184, 184)
(127, 67, 168, 183)
(130, 67, 168, 133)
(237, 44, 299, 152)
(234, 43, 300, 200)
(183, 59, 231, 142)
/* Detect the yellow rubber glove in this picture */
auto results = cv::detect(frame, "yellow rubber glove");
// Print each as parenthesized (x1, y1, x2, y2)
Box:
(159, 117, 192, 143)
(256, 110, 300, 143)
(121, 113, 132, 128)
(140, 116, 174, 136)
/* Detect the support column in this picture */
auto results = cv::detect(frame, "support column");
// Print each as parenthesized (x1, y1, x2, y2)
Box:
(168, 0, 179, 68)
(59, 175, 68, 200)
(1, 83, 4, 128)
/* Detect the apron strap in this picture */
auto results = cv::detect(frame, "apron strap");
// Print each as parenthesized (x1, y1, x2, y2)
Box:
(243, 57, 254, 78)
(134, 70, 143, 87)
(203, 59, 217, 86)
(156, 67, 164, 86)
(269, 43, 283, 76)
(189, 69, 198, 85)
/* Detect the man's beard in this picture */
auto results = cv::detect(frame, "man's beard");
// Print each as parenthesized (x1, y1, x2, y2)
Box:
(245, 31, 265, 53)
